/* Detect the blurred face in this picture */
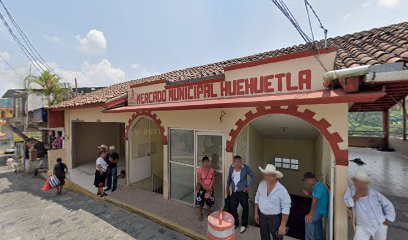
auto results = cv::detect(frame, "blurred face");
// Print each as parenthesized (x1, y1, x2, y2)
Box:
(109, 149, 114, 154)
(353, 179, 369, 191)
(202, 159, 210, 168)
(305, 178, 316, 187)
(100, 152, 106, 159)
(233, 158, 242, 167)
(263, 173, 277, 184)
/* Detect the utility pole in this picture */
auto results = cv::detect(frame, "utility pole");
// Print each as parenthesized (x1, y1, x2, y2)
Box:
(74, 78, 79, 97)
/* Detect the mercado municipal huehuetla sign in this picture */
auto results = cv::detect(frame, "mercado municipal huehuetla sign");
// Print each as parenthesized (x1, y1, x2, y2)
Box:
(129, 69, 314, 106)
(128, 50, 336, 106)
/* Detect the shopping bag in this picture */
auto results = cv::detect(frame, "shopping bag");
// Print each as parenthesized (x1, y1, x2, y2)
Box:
(49, 175, 60, 188)
(41, 179, 52, 191)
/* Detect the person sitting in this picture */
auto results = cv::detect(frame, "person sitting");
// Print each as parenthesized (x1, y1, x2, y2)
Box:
(196, 156, 215, 221)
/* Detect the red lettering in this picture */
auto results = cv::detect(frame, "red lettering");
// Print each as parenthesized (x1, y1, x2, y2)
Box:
(285, 72, 298, 91)
(237, 79, 245, 95)
(220, 81, 229, 97)
(188, 86, 194, 99)
(275, 73, 284, 92)
(245, 78, 254, 95)
(299, 69, 312, 90)
(254, 77, 264, 94)
(263, 75, 274, 93)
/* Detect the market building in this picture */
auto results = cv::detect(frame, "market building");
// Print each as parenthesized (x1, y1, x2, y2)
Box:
(49, 22, 408, 239)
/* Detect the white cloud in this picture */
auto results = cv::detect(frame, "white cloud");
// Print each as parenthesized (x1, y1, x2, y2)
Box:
(0, 54, 126, 97)
(377, 0, 400, 7)
(130, 62, 159, 78)
(0, 51, 11, 61)
(361, 1, 372, 7)
(56, 59, 126, 87)
(43, 34, 62, 43)
(76, 29, 107, 55)
(343, 13, 352, 21)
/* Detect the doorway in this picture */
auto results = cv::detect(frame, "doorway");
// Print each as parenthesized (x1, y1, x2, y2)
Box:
(169, 129, 224, 209)
(129, 117, 164, 194)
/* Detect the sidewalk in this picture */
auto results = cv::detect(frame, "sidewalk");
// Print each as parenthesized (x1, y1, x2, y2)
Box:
(107, 185, 296, 240)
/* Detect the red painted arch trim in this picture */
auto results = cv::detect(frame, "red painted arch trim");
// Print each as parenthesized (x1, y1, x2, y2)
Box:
(224, 47, 337, 72)
(124, 111, 167, 145)
(226, 105, 348, 166)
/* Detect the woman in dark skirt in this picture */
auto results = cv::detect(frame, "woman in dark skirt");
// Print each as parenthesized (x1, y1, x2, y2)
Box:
(196, 156, 215, 221)
(94, 151, 108, 197)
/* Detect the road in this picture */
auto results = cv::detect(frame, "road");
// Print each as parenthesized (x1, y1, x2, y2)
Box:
(0, 166, 191, 240)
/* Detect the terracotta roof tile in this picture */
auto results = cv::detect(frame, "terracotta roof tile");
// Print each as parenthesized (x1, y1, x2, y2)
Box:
(53, 21, 408, 109)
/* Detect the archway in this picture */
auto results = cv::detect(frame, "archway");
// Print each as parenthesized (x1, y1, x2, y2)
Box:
(128, 116, 164, 194)
(227, 106, 348, 166)
(227, 105, 346, 239)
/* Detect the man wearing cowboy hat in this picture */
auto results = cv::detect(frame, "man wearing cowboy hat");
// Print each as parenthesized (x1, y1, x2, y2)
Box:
(302, 172, 329, 240)
(255, 164, 291, 240)
(344, 170, 395, 240)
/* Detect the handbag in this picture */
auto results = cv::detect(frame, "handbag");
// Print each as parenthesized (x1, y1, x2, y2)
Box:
(223, 195, 231, 212)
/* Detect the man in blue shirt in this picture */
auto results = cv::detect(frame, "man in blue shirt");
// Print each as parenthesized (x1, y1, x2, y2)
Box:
(226, 155, 256, 233)
(303, 172, 329, 240)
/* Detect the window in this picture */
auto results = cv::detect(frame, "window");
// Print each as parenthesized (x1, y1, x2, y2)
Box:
(275, 157, 300, 170)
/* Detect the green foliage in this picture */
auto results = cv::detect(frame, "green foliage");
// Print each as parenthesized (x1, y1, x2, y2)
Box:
(25, 71, 69, 106)
(349, 110, 405, 138)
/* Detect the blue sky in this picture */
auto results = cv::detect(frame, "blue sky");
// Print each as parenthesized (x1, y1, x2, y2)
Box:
(0, 0, 407, 95)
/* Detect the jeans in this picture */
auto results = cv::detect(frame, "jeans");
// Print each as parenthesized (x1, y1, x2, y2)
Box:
(259, 213, 282, 240)
(230, 191, 249, 227)
(305, 211, 325, 240)
(106, 167, 117, 191)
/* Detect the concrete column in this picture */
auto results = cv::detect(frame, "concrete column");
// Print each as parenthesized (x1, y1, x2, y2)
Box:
(334, 165, 348, 240)
(382, 110, 389, 148)
(162, 145, 169, 199)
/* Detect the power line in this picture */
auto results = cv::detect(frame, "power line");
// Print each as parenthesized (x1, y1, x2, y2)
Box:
(0, 11, 45, 73)
(0, 52, 25, 81)
(0, 0, 54, 72)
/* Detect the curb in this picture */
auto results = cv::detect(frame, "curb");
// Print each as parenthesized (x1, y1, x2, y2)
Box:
(60, 179, 206, 240)
(105, 197, 206, 240)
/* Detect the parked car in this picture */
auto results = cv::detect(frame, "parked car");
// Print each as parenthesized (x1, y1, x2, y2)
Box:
(4, 147, 15, 154)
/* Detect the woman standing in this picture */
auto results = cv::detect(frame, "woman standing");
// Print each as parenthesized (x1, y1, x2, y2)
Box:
(196, 156, 215, 221)
(94, 151, 108, 197)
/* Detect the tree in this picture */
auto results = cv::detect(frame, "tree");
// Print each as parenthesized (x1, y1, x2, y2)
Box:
(25, 71, 69, 106)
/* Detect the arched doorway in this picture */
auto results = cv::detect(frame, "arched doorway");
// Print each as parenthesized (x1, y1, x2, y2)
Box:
(230, 110, 339, 239)
(129, 117, 164, 194)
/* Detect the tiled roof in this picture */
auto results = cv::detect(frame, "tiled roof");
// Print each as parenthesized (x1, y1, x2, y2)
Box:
(53, 21, 408, 109)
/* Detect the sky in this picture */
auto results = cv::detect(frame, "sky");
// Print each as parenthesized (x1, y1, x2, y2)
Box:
(0, 0, 407, 96)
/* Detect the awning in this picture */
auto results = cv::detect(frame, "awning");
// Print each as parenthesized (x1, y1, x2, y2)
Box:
(104, 89, 385, 113)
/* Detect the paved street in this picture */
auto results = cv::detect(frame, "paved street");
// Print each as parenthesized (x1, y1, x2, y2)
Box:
(0, 166, 191, 240)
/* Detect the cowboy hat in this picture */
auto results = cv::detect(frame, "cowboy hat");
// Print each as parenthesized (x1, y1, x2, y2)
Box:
(353, 170, 370, 183)
(109, 146, 115, 151)
(259, 164, 283, 178)
(98, 144, 108, 149)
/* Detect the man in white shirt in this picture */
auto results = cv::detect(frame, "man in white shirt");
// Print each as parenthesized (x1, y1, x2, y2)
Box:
(344, 170, 396, 240)
(255, 164, 291, 240)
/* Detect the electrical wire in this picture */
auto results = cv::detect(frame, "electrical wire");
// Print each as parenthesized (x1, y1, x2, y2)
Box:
(0, 52, 25, 81)
(0, 11, 45, 73)
(0, 0, 54, 73)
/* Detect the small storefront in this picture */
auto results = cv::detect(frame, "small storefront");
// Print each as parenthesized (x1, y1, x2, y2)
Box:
(49, 21, 408, 239)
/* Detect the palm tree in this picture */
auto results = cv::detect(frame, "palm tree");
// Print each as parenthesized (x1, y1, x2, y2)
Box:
(25, 71, 69, 106)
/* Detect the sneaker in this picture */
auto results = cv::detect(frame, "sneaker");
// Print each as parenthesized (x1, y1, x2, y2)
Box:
(240, 226, 246, 233)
